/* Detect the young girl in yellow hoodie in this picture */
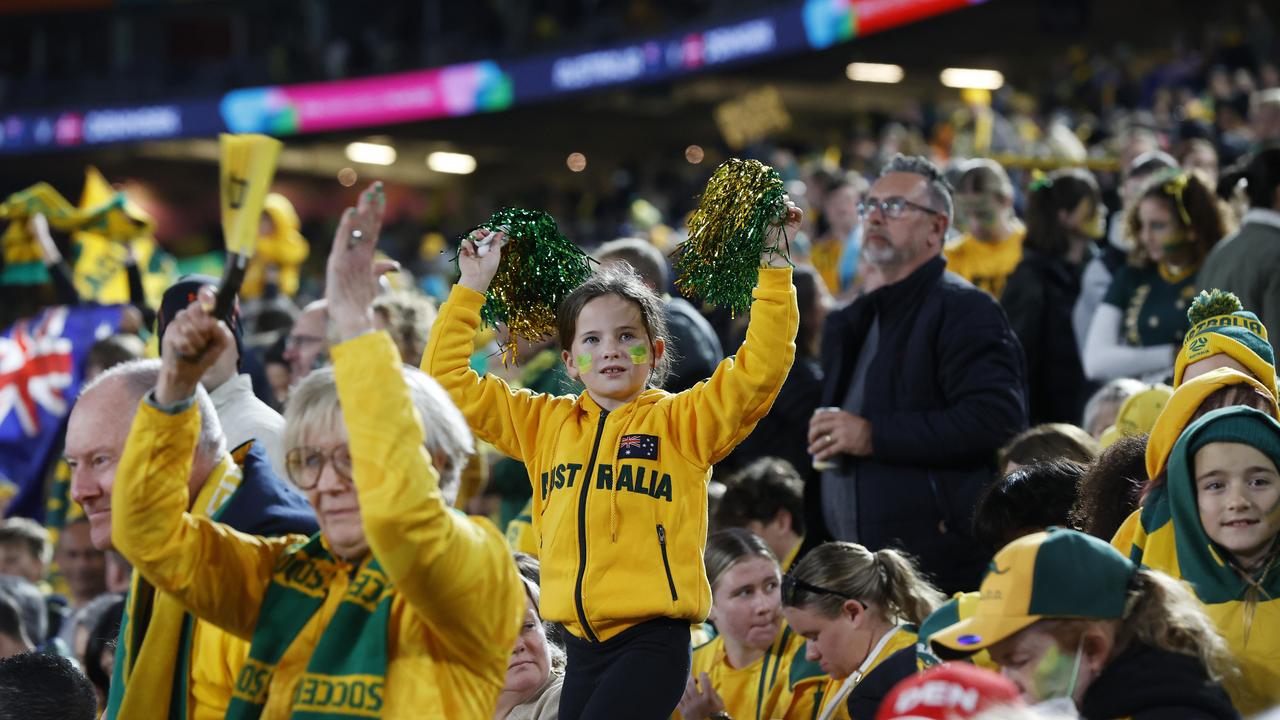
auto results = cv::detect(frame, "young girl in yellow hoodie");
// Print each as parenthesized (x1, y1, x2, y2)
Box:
(425, 208, 800, 718)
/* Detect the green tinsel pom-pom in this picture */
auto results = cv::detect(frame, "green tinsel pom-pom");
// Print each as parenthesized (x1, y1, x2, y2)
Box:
(673, 158, 790, 315)
(455, 208, 595, 361)
(1188, 289, 1244, 325)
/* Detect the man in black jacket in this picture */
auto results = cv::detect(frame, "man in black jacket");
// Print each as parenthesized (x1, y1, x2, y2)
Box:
(808, 155, 1028, 593)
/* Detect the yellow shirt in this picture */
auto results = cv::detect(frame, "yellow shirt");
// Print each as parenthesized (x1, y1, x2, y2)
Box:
(943, 226, 1025, 298)
(676, 627, 808, 720)
(781, 626, 916, 720)
(112, 331, 523, 718)
(810, 236, 846, 296)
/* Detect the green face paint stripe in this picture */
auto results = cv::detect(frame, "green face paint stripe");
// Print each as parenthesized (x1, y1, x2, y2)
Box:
(628, 345, 649, 365)
(1028, 641, 1076, 702)
(575, 353, 592, 373)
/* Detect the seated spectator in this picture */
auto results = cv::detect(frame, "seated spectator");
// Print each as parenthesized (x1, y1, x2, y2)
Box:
(1173, 289, 1276, 393)
(0, 518, 51, 586)
(1097, 383, 1172, 448)
(1070, 434, 1148, 540)
(494, 576, 564, 720)
(972, 460, 1085, 551)
(68, 592, 122, 672)
(932, 529, 1237, 719)
(714, 458, 807, 571)
(997, 423, 1099, 475)
(945, 159, 1025, 299)
(675, 529, 806, 720)
(0, 651, 98, 720)
(1084, 170, 1230, 382)
(1180, 138, 1221, 187)
(282, 298, 329, 390)
(781, 541, 945, 720)
(1081, 378, 1147, 439)
(110, 191, 522, 716)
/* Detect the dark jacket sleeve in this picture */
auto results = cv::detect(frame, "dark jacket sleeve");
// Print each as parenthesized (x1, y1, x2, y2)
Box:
(125, 260, 157, 330)
(48, 260, 81, 305)
(867, 292, 1027, 465)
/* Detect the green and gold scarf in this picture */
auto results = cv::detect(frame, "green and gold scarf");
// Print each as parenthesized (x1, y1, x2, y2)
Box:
(225, 533, 394, 719)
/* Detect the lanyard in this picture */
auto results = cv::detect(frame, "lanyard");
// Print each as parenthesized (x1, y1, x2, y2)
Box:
(817, 626, 902, 720)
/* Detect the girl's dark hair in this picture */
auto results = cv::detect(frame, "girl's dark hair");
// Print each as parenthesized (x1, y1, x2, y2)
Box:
(972, 459, 1085, 549)
(556, 263, 672, 388)
(1024, 168, 1101, 258)
(1125, 170, 1229, 268)
(1070, 434, 1148, 540)
(997, 423, 1100, 471)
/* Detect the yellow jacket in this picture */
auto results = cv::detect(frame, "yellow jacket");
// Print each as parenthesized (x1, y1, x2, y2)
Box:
(113, 331, 523, 718)
(425, 268, 797, 642)
(676, 627, 813, 720)
(776, 626, 915, 720)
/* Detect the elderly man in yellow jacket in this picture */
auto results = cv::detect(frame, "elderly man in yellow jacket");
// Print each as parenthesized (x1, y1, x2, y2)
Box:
(110, 182, 523, 718)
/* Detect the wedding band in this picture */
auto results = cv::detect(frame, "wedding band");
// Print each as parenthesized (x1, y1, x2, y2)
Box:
(824, 434, 832, 444)
(351, 229, 364, 241)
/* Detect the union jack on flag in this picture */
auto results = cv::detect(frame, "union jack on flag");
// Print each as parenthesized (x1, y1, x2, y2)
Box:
(0, 304, 124, 519)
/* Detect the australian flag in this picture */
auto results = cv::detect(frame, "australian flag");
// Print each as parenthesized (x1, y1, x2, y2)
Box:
(617, 434, 659, 461)
(0, 304, 125, 519)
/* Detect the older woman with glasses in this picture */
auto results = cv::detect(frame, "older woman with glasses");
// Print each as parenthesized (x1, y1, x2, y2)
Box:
(110, 183, 523, 718)
(779, 541, 944, 720)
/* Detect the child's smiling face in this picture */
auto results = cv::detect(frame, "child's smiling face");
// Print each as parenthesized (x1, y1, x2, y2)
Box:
(563, 294, 664, 411)
(1195, 441, 1280, 570)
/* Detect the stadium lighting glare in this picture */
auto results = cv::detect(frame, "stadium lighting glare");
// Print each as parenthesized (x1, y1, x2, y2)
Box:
(939, 68, 1004, 90)
(426, 151, 477, 175)
(344, 141, 397, 166)
(846, 63, 904, 83)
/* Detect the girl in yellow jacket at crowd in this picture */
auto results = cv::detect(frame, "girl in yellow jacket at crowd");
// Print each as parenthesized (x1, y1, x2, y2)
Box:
(675, 529, 814, 720)
(426, 204, 801, 718)
(779, 542, 945, 720)
(110, 186, 523, 719)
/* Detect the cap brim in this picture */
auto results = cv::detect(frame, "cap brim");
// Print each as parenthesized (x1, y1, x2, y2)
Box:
(929, 613, 1041, 653)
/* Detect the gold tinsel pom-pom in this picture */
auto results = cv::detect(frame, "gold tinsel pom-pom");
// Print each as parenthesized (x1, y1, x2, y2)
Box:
(673, 158, 789, 315)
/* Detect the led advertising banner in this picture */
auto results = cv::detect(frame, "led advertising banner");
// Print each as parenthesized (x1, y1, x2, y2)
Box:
(0, 0, 978, 155)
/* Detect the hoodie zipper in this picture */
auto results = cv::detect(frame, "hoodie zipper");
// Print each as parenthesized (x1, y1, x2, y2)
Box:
(657, 524, 678, 602)
(574, 409, 609, 643)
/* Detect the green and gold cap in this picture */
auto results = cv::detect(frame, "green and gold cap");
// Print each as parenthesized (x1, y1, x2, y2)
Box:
(931, 528, 1137, 653)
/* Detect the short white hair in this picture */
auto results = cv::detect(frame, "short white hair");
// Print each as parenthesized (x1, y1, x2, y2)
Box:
(81, 358, 226, 466)
(283, 363, 474, 504)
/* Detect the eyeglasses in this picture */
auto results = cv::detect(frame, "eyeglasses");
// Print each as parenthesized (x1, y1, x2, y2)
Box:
(285, 334, 326, 351)
(857, 196, 943, 220)
(285, 446, 353, 490)
(781, 573, 858, 606)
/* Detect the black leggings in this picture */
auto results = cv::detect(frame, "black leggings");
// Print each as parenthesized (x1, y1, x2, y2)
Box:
(558, 617, 692, 720)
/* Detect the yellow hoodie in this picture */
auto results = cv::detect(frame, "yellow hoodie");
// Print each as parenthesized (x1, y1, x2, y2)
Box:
(112, 331, 522, 718)
(425, 267, 797, 642)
